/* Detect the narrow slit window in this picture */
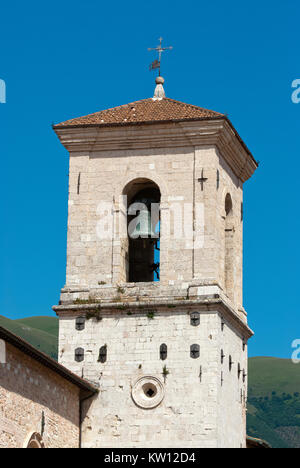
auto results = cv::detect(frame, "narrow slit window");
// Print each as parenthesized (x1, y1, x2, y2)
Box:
(98, 345, 107, 363)
(190, 312, 200, 326)
(75, 347, 84, 362)
(190, 344, 200, 359)
(75, 316, 85, 331)
(160, 343, 167, 361)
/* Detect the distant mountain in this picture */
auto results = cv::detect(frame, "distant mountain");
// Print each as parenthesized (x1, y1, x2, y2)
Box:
(248, 357, 300, 396)
(14, 316, 59, 337)
(247, 357, 300, 448)
(1, 315, 300, 448)
(0, 315, 58, 361)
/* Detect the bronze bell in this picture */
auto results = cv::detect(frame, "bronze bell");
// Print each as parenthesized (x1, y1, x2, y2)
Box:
(129, 197, 158, 239)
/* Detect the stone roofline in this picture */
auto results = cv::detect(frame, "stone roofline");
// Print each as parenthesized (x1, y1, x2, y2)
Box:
(53, 118, 257, 183)
(0, 325, 99, 398)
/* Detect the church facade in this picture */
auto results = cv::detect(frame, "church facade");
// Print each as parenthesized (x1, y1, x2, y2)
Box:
(53, 78, 257, 448)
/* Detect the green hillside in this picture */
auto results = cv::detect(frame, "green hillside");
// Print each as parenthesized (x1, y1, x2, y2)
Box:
(0, 315, 58, 361)
(247, 357, 300, 448)
(248, 357, 300, 397)
(1, 315, 300, 448)
(15, 316, 59, 337)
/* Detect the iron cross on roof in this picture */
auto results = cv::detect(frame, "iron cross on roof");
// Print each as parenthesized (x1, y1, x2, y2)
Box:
(198, 169, 208, 191)
(148, 37, 173, 75)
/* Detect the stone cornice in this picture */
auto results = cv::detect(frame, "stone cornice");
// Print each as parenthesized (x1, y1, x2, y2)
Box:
(53, 296, 254, 340)
(54, 118, 258, 183)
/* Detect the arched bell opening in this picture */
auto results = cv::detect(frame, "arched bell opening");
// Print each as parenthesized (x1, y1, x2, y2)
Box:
(123, 178, 161, 283)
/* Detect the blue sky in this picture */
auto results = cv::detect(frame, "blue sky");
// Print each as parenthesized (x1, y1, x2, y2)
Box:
(0, 0, 299, 358)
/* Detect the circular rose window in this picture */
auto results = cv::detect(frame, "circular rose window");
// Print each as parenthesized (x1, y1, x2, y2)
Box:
(132, 376, 164, 409)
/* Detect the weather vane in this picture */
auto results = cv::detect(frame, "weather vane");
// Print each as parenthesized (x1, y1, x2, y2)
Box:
(148, 37, 173, 76)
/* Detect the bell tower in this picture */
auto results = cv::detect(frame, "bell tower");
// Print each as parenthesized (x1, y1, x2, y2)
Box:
(53, 76, 257, 448)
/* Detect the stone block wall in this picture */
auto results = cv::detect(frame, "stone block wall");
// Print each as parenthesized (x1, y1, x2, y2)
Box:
(0, 343, 80, 448)
(217, 316, 248, 448)
(58, 307, 247, 448)
(65, 144, 243, 313)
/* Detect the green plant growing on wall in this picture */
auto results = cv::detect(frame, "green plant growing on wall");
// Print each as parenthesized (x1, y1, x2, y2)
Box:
(116, 304, 129, 310)
(162, 365, 170, 382)
(147, 311, 155, 320)
(74, 297, 101, 305)
(74, 298, 89, 304)
(86, 310, 102, 321)
(112, 295, 122, 303)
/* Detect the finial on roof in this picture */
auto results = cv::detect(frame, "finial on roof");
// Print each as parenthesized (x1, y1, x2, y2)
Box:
(153, 76, 165, 100)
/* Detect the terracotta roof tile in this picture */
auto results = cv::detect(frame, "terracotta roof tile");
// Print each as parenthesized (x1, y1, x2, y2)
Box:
(54, 97, 224, 128)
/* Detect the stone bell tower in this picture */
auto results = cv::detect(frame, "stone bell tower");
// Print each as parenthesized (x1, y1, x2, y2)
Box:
(53, 76, 257, 448)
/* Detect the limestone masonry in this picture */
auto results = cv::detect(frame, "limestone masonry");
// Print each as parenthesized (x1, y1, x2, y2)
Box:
(53, 84, 258, 448)
(0, 326, 97, 448)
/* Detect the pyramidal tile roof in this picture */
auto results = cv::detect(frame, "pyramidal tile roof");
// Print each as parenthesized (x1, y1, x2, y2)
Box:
(54, 97, 225, 128)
